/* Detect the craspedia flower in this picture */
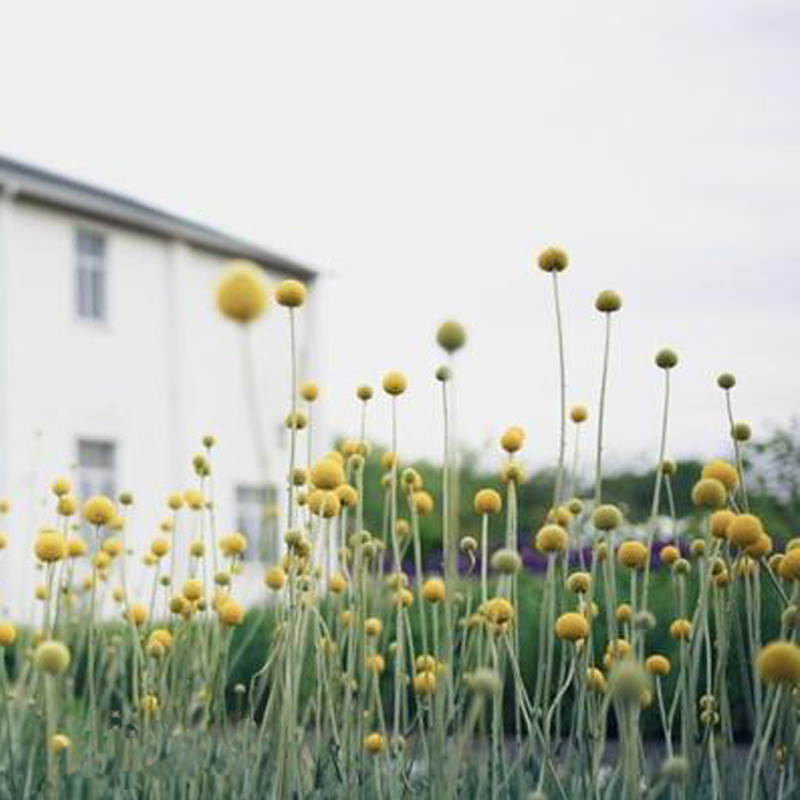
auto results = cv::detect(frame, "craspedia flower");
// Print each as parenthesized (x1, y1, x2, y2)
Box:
(219, 599, 245, 626)
(757, 641, 800, 684)
(382, 371, 407, 396)
(690, 478, 727, 509)
(491, 548, 522, 575)
(710, 509, 735, 539)
(300, 380, 319, 402)
(645, 654, 671, 677)
(274, 278, 307, 308)
(364, 732, 385, 755)
(728, 514, 763, 549)
(570, 404, 589, 424)
(0, 622, 16, 647)
(537, 245, 568, 273)
(592, 504, 623, 531)
(474, 489, 502, 516)
(422, 578, 446, 603)
(182, 579, 203, 602)
(216, 260, 269, 323)
(500, 425, 525, 454)
(731, 421, 752, 442)
(595, 290, 622, 313)
(566, 571, 590, 594)
(127, 603, 148, 627)
(83, 495, 116, 526)
(50, 734, 71, 755)
(436, 320, 467, 353)
(34, 640, 71, 675)
(654, 348, 678, 369)
(618, 540, 648, 570)
(34, 531, 66, 562)
(310, 458, 345, 491)
(555, 612, 589, 642)
(535, 524, 568, 553)
(779, 549, 800, 582)
(701, 460, 739, 492)
(717, 372, 736, 390)
(670, 618, 692, 641)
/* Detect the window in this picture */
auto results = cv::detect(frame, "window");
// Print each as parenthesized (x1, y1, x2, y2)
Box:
(75, 230, 107, 321)
(235, 484, 277, 561)
(77, 439, 116, 500)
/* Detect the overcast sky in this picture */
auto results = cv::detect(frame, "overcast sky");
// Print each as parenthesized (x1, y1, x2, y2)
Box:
(1, 1, 798, 475)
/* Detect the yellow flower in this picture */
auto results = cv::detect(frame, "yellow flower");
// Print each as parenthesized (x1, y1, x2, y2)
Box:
(555, 612, 589, 642)
(474, 489, 502, 516)
(83, 495, 116, 526)
(216, 260, 269, 323)
(757, 641, 800, 684)
(34, 640, 71, 675)
(275, 279, 307, 308)
(34, 531, 66, 562)
(421, 578, 446, 603)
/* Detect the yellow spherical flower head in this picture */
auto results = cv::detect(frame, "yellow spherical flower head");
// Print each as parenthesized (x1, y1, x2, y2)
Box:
(34, 530, 66, 562)
(310, 457, 345, 491)
(535, 524, 568, 554)
(382, 370, 407, 396)
(537, 246, 569, 273)
(300, 380, 319, 402)
(728, 514, 763, 550)
(34, 640, 71, 675)
(365, 653, 385, 674)
(566, 571, 590, 594)
(659, 545, 680, 566)
(216, 260, 269, 323)
(182, 579, 204, 603)
(690, 478, 727, 509)
(670, 618, 692, 642)
(592, 504, 623, 532)
(0, 621, 17, 647)
(709, 509, 735, 540)
(51, 477, 71, 497)
(50, 734, 71, 755)
(83, 495, 116, 526)
(436, 320, 467, 353)
(124, 602, 147, 627)
(482, 597, 514, 629)
(500, 425, 525, 454)
(757, 641, 800, 684)
(413, 670, 437, 696)
(570, 404, 589, 424)
(701, 459, 738, 492)
(474, 488, 502, 516)
(779, 549, 800, 582)
(422, 577, 446, 603)
(555, 612, 589, 642)
(595, 290, 622, 313)
(618, 540, 648, 570)
(219, 599, 245, 627)
(412, 490, 434, 516)
(645, 654, 671, 677)
(275, 278, 307, 308)
(364, 732, 385, 755)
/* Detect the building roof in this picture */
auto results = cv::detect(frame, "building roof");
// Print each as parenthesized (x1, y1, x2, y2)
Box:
(0, 154, 317, 281)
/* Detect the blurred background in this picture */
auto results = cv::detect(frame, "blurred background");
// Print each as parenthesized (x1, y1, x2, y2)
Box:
(0, 1, 798, 615)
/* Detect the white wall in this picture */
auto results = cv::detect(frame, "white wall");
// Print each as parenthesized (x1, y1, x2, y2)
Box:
(0, 197, 317, 621)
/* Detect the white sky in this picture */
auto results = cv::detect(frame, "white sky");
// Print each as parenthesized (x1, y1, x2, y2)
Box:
(1, 1, 798, 473)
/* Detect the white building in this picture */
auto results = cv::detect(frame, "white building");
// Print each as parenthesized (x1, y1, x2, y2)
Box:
(0, 155, 320, 620)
